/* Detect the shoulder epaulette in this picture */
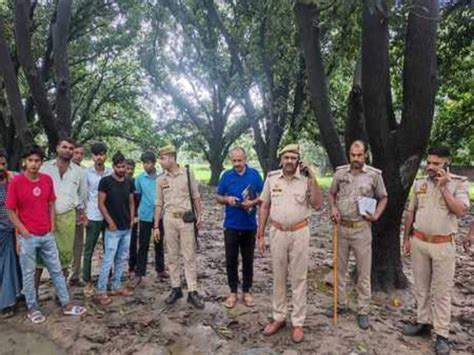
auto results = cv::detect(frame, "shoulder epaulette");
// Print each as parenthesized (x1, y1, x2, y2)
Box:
(450, 173, 468, 181)
(365, 165, 382, 174)
(267, 170, 281, 177)
(335, 164, 350, 171)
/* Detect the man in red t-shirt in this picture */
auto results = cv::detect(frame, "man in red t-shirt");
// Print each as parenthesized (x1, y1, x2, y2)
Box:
(6, 145, 86, 324)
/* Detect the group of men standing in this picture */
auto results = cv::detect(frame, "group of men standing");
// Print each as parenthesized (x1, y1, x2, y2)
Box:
(0, 138, 471, 355)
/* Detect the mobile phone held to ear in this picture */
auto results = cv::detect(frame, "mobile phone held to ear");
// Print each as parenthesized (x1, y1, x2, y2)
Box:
(298, 161, 309, 177)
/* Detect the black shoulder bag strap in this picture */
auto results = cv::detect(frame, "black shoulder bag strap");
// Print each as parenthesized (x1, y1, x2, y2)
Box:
(185, 164, 199, 246)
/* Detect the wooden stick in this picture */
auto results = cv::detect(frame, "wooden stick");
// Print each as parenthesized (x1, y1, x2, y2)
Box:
(333, 223, 338, 325)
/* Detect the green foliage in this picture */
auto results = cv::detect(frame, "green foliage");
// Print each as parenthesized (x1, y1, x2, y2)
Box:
(431, 4, 474, 164)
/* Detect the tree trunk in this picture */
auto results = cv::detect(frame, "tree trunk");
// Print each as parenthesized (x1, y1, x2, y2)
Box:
(53, 0, 73, 137)
(0, 16, 33, 148)
(344, 59, 367, 158)
(209, 158, 224, 186)
(362, 0, 439, 290)
(14, 0, 59, 151)
(294, 1, 347, 170)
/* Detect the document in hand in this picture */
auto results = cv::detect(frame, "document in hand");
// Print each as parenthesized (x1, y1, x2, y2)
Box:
(357, 197, 376, 217)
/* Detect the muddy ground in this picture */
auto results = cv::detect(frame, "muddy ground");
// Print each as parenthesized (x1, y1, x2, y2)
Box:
(2, 188, 473, 355)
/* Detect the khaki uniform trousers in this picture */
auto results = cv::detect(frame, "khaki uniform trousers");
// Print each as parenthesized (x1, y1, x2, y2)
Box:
(411, 237, 455, 338)
(337, 225, 372, 314)
(269, 225, 310, 327)
(163, 215, 197, 291)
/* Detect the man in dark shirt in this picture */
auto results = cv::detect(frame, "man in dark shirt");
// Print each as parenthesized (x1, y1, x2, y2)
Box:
(95, 152, 135, 305)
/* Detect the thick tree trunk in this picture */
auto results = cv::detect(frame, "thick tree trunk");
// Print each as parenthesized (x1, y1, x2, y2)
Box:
(14, 0, 59, 151)
(294, 1, 347, 170)
(362, 0, 439, 290)
(209, 158, 224, 187)
(53, 0, 73, 137)
(344, 59, 368, 158)
(0, 17, 33, 148)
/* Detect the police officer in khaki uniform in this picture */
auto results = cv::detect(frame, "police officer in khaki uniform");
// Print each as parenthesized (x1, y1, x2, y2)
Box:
(257, 144, 323, 343)
(153, 145, 205, 309)
(329, 140, 388, 330)
(402, 146, 470, 355)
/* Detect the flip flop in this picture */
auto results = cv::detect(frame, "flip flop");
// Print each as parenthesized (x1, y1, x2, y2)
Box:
(243, 293, 256, 307)
(95, 293, 112, 306)
(63, 305, 87, 316)
(224, 294, 238, 309)
(28, 310, 46, 324)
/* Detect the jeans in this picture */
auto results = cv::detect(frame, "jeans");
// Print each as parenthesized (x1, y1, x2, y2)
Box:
(224, 229, 256, 293)
(97, 229, 131, 292)
(136, 220, 165, 276)
(18, 233, 69, 311)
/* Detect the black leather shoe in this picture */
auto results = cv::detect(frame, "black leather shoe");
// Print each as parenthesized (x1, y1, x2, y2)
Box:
(325, 306, 348, 318)
(187, 291, 205, 309)
(357, 314, 369, 330)
(435, 335, 450, 355)
(402, 322, 432, 336)
(165, 287, 183, 305)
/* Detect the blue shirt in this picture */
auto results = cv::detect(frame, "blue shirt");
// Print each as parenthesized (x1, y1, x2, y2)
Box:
(135, 171, 160, 222)
(217, 166, 264, 230)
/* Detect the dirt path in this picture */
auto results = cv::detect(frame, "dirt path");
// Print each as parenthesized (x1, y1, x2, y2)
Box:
(3, 189, 473, 354)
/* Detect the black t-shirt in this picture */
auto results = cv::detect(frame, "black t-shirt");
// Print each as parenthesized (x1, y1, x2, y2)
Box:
(98, 175, 135, 230)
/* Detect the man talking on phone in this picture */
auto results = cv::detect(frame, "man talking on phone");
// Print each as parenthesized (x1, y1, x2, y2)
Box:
(402, 146, 470, 355)
(257, 144, 322, 343)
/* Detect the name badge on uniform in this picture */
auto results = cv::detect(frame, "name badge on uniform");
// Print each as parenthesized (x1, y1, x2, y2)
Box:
(417, 182, 427, 195)
(272, 184, 282, 194)
(162, 178, 170, 190)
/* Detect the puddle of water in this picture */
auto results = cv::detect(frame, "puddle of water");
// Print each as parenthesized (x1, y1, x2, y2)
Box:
(0, 325, 63, 355)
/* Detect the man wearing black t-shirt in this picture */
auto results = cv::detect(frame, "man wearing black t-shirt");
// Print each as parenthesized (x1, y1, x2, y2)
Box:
(95, 152, 135, 305)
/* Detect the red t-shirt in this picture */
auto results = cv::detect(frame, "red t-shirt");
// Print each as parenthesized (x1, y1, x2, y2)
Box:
(5, 173, 56, 236)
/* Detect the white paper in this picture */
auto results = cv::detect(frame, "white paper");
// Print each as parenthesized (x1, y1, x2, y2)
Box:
(358, 197, 377, 217)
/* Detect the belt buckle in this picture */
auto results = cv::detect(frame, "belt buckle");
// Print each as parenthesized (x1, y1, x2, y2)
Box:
(426, 234, 434, 243)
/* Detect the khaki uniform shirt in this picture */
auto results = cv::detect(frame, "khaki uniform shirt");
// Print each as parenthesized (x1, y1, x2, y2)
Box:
(329, 164, 387, 221)
(408, 175, 470, 236)
(156, 167, 200, 214)
(260, 169, 311, 228)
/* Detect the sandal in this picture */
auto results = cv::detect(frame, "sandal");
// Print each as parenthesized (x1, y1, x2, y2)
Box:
(63, 304, 87, 316)
(243, 293, 256, 307)
(95, 293, 112, 305)
(110, 287, 134, 297)
(28, 310, 46, 324)
(224, 293, 238, 309)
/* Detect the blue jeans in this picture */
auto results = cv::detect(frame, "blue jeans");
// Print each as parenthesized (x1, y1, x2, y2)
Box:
(18, 233, 69, 311)
(97, 229, 131, 292)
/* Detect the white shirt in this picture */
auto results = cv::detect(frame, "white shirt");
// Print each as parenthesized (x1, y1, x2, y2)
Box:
(41, 159, 87, 214)
(86, 166, 113, 221)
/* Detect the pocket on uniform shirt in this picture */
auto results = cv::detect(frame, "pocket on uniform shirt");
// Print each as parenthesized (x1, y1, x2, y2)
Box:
(359, 185, 373, 196)
(294, 193, 306, 204)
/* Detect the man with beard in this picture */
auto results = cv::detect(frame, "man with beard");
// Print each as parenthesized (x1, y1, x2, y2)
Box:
(6, 145, 86, 323)
(0, 149, 21, 318)
(95, 152, 135, 305)
(216, 147, 263, 308)
(257, 144, 322, 343)
(38, 138, 87, 291)
(70, 143, 87, 286)
(83, 142, 112, 297)
(328, 140, 388, 330)
(153, 145, 204, 309)
(402, 146, 469, 355)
